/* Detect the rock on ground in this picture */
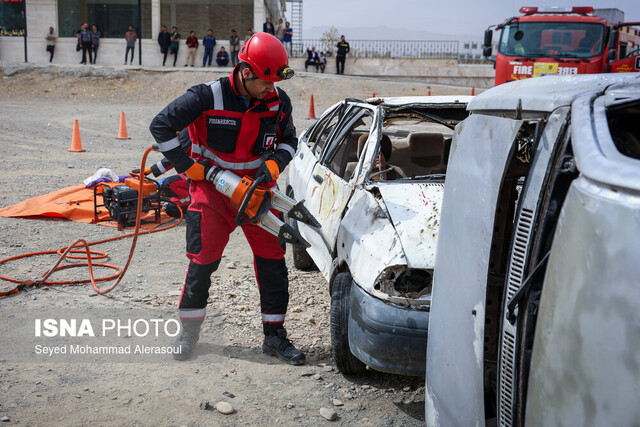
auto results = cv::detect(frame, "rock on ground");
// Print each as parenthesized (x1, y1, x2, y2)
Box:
(319, 407, 338, 421)
(215, 401, 235, 415)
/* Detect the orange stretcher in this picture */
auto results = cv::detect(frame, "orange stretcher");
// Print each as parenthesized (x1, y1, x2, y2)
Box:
(0, 183, 172, 229)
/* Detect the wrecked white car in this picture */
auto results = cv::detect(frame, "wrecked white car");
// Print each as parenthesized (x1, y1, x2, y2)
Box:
(286, 96, 471, 376)
(426, 73, 640, 425)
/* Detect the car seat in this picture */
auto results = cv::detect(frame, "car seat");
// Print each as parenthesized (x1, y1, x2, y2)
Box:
(408, 132, 445, 176)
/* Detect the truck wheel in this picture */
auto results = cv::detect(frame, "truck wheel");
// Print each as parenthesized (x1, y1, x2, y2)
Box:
(331, 272, 367, 375)
(287, 197, 317, 271)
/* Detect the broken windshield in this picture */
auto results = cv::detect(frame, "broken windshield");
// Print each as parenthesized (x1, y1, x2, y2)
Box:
(498, 21, 605, 59)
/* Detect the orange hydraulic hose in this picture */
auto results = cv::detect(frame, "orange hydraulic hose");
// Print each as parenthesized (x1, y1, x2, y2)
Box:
(0, 145, 183, 297)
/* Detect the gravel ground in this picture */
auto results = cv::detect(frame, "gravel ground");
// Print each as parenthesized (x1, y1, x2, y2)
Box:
(0, 63, 471, 426)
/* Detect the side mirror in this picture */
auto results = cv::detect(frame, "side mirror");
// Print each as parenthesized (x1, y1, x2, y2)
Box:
(483, 46, 493, 58)
(483, 29, 493, 48)
(608, 29, 619, 60)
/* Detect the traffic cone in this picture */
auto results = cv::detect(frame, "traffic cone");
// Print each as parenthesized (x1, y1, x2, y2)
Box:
(68, 119, 85, 152)
(116, 111, 131, 140)
(306, 94, 316, 119)
(471, 87, 475, 96)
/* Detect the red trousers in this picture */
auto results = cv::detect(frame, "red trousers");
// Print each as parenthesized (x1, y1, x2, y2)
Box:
(178, 179, 288, 333)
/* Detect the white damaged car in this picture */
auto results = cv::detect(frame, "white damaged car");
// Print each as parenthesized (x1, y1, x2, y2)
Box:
(286, 96, 471, 375)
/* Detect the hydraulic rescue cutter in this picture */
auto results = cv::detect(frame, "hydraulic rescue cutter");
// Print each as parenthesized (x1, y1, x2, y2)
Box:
(211, 169, 321, 247)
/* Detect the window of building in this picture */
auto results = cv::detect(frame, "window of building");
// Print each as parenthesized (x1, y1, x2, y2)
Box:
(0, 0, 26, 36)
(159, 0, 252, 45)
(57, 0, 151, 38)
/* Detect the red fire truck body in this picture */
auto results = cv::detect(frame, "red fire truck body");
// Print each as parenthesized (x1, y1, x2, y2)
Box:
(484, 7, 640, 86)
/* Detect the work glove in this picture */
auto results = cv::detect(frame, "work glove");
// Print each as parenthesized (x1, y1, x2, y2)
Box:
(254, 159, 280, 183)
(185, 161, 222, 183)
(184, 162, 205, 181)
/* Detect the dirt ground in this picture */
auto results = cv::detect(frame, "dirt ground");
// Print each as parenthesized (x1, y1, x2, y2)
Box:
(0, 63, 471, 426)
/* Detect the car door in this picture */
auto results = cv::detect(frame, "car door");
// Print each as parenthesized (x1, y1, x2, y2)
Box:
(298, 102, 377, 278)
(287, 103, 342, 203)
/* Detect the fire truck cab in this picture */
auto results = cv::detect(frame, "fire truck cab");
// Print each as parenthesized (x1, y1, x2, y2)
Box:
(483, 6, 640, 85)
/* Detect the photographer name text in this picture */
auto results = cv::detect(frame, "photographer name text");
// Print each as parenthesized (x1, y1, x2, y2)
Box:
(34, 344, 180, 356)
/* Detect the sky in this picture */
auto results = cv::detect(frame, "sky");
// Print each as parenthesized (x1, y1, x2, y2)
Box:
(292, 0, 640, 40)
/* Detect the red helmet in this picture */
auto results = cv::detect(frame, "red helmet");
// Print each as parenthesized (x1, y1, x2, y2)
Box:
(238, 32, 294, 82)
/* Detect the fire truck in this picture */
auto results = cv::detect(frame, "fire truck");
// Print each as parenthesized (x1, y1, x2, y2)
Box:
(483, 6, 640, 85)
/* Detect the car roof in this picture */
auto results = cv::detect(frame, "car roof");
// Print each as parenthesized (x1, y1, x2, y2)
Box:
(468, 74, 640, 113)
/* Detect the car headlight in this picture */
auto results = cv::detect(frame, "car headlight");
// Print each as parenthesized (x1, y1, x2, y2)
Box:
(371, 266, 433, 309)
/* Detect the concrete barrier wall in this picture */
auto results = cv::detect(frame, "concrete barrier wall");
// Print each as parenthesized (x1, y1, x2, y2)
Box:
(289, 58, 494, 88)
(1, 36, 495, 87)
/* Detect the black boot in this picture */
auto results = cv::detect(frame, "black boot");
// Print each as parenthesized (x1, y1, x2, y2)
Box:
(262, 328, 305, 365)
(173, 318, 203, 361)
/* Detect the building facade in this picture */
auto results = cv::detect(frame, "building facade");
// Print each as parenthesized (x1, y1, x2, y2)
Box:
(0, 0, 287, 66)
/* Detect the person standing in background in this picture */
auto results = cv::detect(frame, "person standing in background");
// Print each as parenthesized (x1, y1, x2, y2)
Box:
(91, 25, 101, 64)
(170, 27, 181, 66)
(78, 23, 93, 65)
(45, 27, 56, 63)
(282, 22, 293, 56)
(275, 18, 284, 41)
(185, 31, 198, 67)
(263, 17, 274, 35)
(125, 25, 137, 65)
(244, 28, 254, 46)
(336, 35, 350, 74)
(202, 29, 216, 67)
(229, 29, 240, 67)
(158, 25, 171, 66)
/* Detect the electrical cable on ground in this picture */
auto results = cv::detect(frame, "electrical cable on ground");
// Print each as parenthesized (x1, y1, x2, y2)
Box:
(0, 145, 183, 297)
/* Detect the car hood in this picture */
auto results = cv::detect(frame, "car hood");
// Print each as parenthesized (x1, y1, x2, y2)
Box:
(376, 183, 444, 268)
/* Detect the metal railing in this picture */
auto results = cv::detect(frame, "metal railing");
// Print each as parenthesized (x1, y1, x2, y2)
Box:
(293, 39, 459, 59)
(293, 39, 460, 59)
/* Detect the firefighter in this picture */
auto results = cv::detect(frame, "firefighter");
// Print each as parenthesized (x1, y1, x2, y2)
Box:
(149, 32, 304, 364)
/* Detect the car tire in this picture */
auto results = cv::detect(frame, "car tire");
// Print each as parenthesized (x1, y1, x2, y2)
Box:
(331, 272, 367, 375)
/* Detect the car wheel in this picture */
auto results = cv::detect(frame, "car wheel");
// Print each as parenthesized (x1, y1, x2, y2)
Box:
(331, 272, 367, 375)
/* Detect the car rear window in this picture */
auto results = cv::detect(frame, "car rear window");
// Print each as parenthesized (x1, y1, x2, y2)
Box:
(607, 98, 640, 160)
